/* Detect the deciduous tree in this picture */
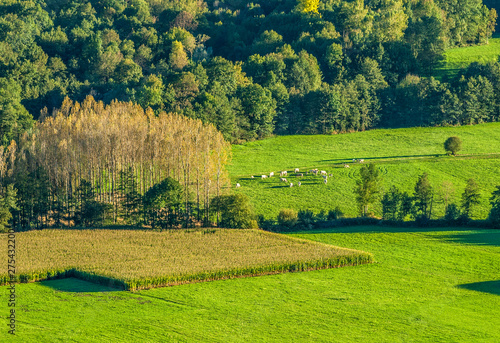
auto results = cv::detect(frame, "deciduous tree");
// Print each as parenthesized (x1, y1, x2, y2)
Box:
(413, 173, 433, 220)
(461, 178, 481, 219)
(354, 164, 382, 217)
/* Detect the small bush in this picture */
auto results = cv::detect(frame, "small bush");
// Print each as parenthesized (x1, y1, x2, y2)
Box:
(328, 206, 344, 220)
(277, 209, 298, 228)
(76, 200, 113, 227)
(210, 194, 256, 229)
(444, 136, 462, 155)
(298, 209, 314, 225)
(316, 210, 327, 221)
(257, 215, 275, 230)
(248, 219, 259, 229)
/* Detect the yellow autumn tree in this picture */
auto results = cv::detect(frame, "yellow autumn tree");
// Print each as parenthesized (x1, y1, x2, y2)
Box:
(298, 0, 319, 14)
(14, 96, 230, 228)
(169, 40, 189, 71)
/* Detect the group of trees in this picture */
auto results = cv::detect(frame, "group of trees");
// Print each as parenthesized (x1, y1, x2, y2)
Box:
(0, 96, 231, 231)
(1, 0, 499, 145)
(355, 163, 500, 225)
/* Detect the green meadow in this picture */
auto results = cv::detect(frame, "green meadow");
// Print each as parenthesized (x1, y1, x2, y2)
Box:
(4, 117, 500, 342)
(433, 36, 500, 80)
(2, 227, 499, 342)
(229, 123, 500, 219)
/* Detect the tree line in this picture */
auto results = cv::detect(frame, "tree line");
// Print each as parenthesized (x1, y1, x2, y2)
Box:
(0, 0, 498, 145)
(0, 97, 231, 231)
(256, 164, 500, 231)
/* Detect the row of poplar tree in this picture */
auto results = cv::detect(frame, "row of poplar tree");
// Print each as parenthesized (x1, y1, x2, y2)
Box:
(0, 96, 231, 231)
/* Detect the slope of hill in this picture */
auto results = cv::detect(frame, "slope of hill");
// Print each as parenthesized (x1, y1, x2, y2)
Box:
(433, 36, 500, 81)
(230, 123, 500, 219)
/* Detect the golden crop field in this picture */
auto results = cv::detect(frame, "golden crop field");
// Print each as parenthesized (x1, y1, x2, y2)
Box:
(2, 229, 373, 290)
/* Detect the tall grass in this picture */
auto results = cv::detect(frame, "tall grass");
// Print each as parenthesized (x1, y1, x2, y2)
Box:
(0, 229, 373, 290)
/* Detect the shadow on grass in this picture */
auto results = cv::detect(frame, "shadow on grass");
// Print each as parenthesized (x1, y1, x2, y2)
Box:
(439, 230, 500, 247)
(39, 277, 121, 293)
(458, 280, 500, 296)
(293, 226, 500, 241)
(294, 225, 459, 234)
(320, 154, 442, 164)
(320, 153, 500, 165)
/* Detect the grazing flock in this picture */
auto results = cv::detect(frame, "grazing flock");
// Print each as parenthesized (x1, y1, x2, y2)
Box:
(236, 159, 366, 189)
(258, 168, 329, 187)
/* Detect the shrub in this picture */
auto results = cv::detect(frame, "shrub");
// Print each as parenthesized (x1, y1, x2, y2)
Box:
(298, 209, 315, 225)
(143, 177, 183, 229)
(257, 215, 275, 230)
(316, 210, 327, 221)
(210, 194, 256, 229)
(76, 200, 113, 227)
(277, 209, 298, 228)
(328, 206, 344, 220)
(444, 136, 462, 155)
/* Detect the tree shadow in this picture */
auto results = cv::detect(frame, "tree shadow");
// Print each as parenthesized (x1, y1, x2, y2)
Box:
(439, 231, 500, 247)
(458, 280, 500, 296)
(39, 277, 121, 293)
(319, 154, 442, 164)
(292, 225, 495, 235)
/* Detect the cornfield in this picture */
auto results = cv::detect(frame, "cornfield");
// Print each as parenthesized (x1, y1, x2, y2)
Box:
(1, 229, 373, 290)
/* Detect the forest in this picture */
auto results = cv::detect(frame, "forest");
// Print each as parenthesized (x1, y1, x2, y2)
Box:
(0, 97, 231, 230)
(0, 0, 499, 146)
(1, 0, 500, 229)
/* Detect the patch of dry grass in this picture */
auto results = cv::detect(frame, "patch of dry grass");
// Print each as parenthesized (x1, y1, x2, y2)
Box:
(1, 229, 372, 290)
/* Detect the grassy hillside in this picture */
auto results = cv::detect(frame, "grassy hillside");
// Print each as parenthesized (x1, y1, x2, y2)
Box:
(229, 123, 500, 219)
(433, 36, 500, 80)
(3, 227, 499, 342)
(1, 229, 371, 290)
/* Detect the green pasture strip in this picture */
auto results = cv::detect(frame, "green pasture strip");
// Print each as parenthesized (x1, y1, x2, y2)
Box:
(433, 37, 500, 80)
(0, 229, 372, 290)
(229, 123, 500, 176)
(2, 227, 499, 342)
(230, 123, 500, 219)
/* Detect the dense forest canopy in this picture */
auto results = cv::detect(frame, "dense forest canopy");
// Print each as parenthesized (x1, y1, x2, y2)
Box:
(0, 0, 499, 145)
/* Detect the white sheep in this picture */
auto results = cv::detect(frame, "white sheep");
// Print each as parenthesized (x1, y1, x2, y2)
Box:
(251, 175, 254, 179)
(269, 172, 274, 177)
(290, 183, 293, 187)
(294, 168, 299, 173)
(236, 183, 241, 188)
(344, 164, 350, 168)
(359, 159, 364, 163)
(280, 178, 287, 182)
(321, 170, 327, 175)
(298, 181, 301, 186)
(262, 175, 268, 179)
